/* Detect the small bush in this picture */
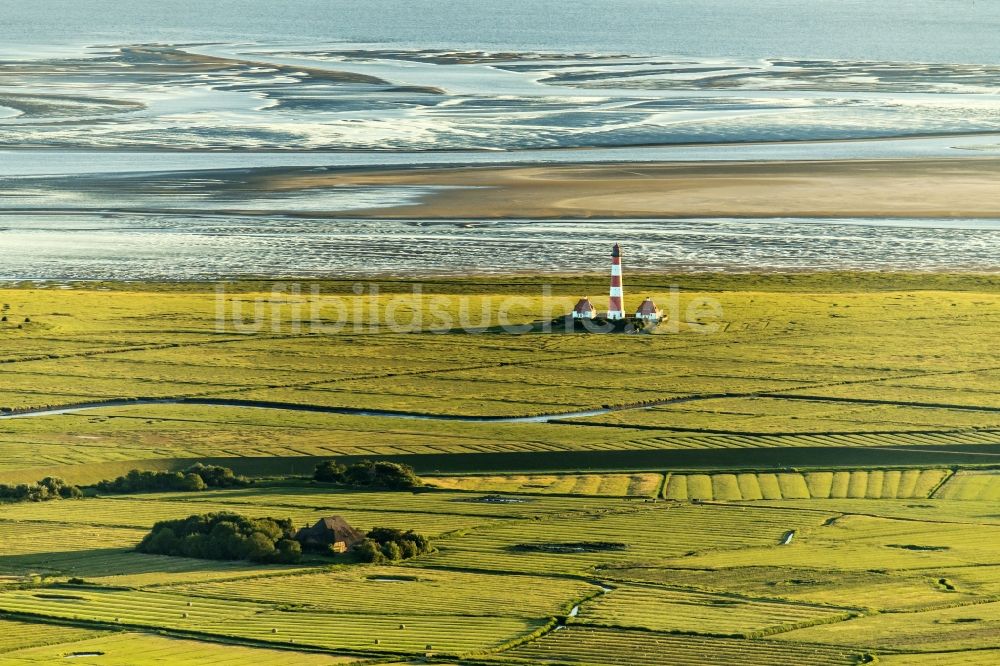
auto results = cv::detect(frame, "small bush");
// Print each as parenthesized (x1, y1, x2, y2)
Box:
(314, 460, 420, 489)
(353, 527, 432, 563)
(95, 464, 250, 495)
(382, 541, 403, 561)
(354, 539, 386, 564)
(276, 539, 302, 563)
(0, 477, 82, 503)
(314, 460, 346, 483)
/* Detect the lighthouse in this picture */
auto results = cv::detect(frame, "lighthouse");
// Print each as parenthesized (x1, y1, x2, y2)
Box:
(607, 242, 625, 320)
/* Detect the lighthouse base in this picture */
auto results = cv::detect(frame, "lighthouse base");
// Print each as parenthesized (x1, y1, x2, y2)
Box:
(551, 315, 655, 334)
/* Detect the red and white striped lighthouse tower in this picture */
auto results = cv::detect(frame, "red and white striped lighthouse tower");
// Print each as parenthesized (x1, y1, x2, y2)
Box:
(607, 242, 625, 320)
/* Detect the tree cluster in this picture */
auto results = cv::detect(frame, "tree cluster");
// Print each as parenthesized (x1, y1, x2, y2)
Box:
(95, 464, 250, 495)
(314, 460, 421, 489)
(137, 512, 302, 564)
(0, 477, 81, 503)
(353, 527, 432, 563)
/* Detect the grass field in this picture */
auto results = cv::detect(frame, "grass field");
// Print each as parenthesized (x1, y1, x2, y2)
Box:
(667, 512, 1000, 570)
(600, 565, 981, 612)
(501, 626, 865, 665)
(775, 599, 1000, 651)
(424, 503, 837, 576)
(3, 483, 1000, 662)
(2, 273, 1000, 663)
(934, 470, 1000, 500)
(572, 583, 854, 636)
(1, 632, 362, 665)
(0, 586, 541, 655)
(0, 618, 104, 654)
(879, 652, 1000, 665)
(426, 472, 663, 496)
(170, 567, 596, 617)
(662, 469, 952, 500)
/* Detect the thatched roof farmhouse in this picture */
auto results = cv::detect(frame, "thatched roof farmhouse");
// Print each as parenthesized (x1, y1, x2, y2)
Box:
(295, 516, 365, 553)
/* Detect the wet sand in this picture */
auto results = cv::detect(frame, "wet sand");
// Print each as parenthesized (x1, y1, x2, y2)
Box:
(263, 158, 1000, 219)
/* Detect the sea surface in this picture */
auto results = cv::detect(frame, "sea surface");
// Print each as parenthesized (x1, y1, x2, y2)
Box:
(2, 0, 997, 63)
(1, 1, 998, 278)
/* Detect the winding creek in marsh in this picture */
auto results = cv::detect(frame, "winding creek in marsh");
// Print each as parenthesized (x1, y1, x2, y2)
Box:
(7, 397, 1000, 474)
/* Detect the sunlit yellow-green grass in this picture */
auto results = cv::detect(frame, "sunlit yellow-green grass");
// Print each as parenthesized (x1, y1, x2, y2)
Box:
(425, 503, 836, 576)
(1, 274, 999, 487)
(600, 565, 980, 612)
(0, 587, 539, 656)
(580, 395, 1000, 432)
(425, 472, 663, 496)
(732, 498, 1000, 526)
(878, 651, 1000, 665)
(666, 512, 1000, 571)
(5, 402, 998, 488)
(146, 484, 622, 515)
(1, 275, 999, 424)
(170, 566, 596, 617)
(1, 632, 360, 665)
(0, 618, 104, 654)
(775, 598, 1000, 651)
(662, 469, 950, 500)
(0, 494, 504, 537)
(2, 275, 1000, 663)
(572, 584, 853, 636)
(0, 403, 664, 482)
(5, 481, 1000, 662)
(502, 625, 863, 665)
(934, 470, 1000, 500)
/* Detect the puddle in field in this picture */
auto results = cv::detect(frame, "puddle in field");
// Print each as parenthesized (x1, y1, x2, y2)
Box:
(33, 593, 86, 601)
(512, 541, 629, 553)
(460, 494, 533, 504)
(366, 575, 420, 583)
(887, 543, 950, 552)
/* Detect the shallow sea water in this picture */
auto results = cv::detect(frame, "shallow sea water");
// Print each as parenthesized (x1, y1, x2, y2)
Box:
(3, 215, 998, 280)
